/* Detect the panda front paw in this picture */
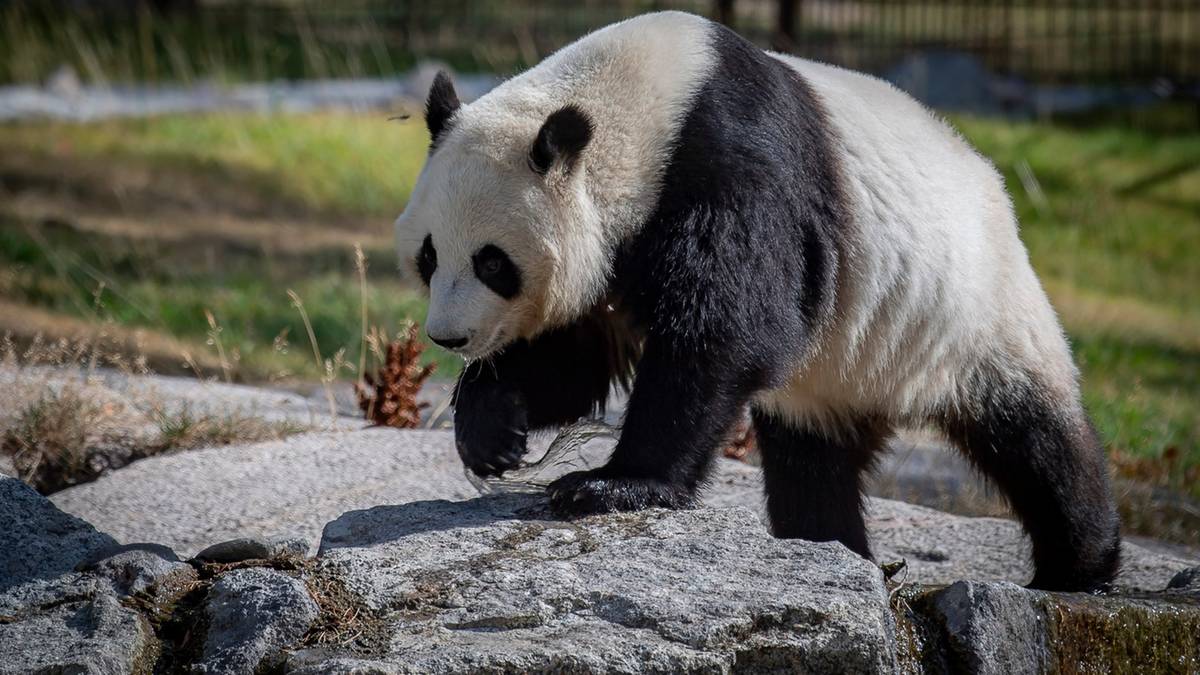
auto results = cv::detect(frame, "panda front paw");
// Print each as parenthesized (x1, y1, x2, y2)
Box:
(453, 379, 529, 478)
(547, 469, 696, 516)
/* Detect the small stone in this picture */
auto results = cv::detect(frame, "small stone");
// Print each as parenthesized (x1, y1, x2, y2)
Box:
(195, 535, 310, 563)
(926, 581, 1051, 675)
(1168, 566, 1200, 591)
(195, 568, 318, 674)
(78, 542, 196, 597)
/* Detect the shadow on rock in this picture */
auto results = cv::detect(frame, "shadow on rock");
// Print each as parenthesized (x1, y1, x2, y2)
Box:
(317, 492, 549, 553)
(0, 476, 118, 593)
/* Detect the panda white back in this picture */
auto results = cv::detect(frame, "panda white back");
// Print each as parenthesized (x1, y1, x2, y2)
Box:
(760, 55, 1079, 424)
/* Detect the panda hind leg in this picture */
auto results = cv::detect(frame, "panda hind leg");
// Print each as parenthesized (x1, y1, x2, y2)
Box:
(939, 371, 1121, 592)
(752, 408, 890, 560)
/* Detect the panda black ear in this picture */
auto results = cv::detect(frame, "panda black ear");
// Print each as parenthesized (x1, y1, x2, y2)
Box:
(529, 105, 593, 176)
(425, 71, 460, 145)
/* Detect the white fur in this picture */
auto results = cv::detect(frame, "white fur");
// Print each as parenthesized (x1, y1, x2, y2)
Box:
(398, 12, 1077, 435)
(758, 55, 1078, 429)
(395, 12, 714, 357)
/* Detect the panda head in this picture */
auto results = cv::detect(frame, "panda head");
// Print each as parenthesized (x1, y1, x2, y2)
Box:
(395, 72, 605, 360)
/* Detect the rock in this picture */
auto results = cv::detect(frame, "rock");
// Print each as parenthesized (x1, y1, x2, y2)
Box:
(307, 494, 896, 673)
(0, 474, 118, 594)
(868, 494, 1193, 592)
(925, 581, 1050, 674)
(78, 542, 196, 597)
(196, 568, 319, 674)
(55, 428, 1197, 589)
(1169, 566, 1200, 591)
(912, 580, 1200, 672)
(195, 535, 311, 563)
(54, 428, 479, 556)
(0, 574, 155, 674)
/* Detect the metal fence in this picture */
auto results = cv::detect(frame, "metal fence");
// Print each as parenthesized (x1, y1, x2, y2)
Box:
(336, 0, 1200, 90)
(6, 1, 1198, 95)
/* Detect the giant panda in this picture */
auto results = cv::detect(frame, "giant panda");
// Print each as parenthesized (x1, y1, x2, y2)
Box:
(394, 11, 1121, 592)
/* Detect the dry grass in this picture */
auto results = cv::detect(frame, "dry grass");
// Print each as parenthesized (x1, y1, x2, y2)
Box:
(1, 385, 305, 493)
(151, 405, 305, 453)
(0, 300, 225, 377)
(2, 388, 103, 492)
(0, 333, 307, 493)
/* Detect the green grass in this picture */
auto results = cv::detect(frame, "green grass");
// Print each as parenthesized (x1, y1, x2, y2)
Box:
(1, 112, 428, 217)
(0, 111, 1197, 494)
(954, 117, 1200, 491)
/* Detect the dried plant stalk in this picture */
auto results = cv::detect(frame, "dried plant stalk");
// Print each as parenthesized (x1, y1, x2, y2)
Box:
(354, 324, 435, 429)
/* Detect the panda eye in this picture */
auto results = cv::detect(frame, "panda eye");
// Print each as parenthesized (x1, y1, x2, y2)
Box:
(416, 234, 436, 286)
(472, 245, 521, 300)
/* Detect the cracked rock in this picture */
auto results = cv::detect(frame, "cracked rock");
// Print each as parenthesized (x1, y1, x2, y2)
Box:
(304, 493, 896, 673)
(79, 542, 196, 597)
(195, 567, 319, 674)
(926, 581, 1050, 674)
(919, 580, 1200, 673)
(0, 574, 155, 674)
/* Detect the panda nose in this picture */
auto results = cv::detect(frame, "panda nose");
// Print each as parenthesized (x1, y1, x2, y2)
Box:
(429, 334, 468, 350)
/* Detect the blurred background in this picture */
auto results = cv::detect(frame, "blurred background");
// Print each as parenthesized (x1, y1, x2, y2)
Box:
(0, 2, 1196, 512)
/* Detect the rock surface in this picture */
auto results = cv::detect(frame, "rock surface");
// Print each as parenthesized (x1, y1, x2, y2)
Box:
(906, 580, 1200, 673)
(0, 474, 118, 593)
(197, 568, 319, 674)
(7, 372, 1200, 672)
(0, 574, 156, 675)
(1170, 566, 1200, 591)
(6, 431, 1200, 672)
(54, 429, 1196, 590)
(53, 429, 478, 557)
(303, 494, 896, 673)
(79, 542, 196, 597)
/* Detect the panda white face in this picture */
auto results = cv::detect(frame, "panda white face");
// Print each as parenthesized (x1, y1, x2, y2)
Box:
(395, 146, 553, 360)
(396, 76, 603, 361)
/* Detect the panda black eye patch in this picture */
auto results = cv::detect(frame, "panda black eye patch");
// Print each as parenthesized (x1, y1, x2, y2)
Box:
(417, 234, 437, 286)
(473, 245, 521, 299)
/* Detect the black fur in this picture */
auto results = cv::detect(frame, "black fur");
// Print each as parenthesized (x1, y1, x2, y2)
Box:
(545, 24, 846, 512)
(416, 234, 436, 286)
(529, 105, 594, 175)
(425, 71, 460, 148)
(472, 244, 522, 299)
(753, 411, 889, 559)
(937, 366, 1121, 591)
(453, 310, 637, 477)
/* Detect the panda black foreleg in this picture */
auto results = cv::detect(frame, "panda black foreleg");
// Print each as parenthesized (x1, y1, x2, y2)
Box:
(452, 313, 633, 477)
(940, 374, 1121, 592)
(752, 409, 887, 559)
(548, 338, 748, 514)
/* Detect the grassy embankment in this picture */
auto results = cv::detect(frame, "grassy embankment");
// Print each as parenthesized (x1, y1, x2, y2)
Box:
(0, 112, 1196, 496)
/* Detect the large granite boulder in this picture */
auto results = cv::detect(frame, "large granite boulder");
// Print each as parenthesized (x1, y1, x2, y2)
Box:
(54, 429, 1197, 591)
(6, 425, 1200, 673)
(295, 494, 896, 673)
